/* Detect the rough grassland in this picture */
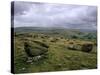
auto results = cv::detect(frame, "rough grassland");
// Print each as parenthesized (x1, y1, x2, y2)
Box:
(14, 29, 97, 73)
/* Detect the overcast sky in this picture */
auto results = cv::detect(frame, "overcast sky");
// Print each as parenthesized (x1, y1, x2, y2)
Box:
(12, 1, 97, 29)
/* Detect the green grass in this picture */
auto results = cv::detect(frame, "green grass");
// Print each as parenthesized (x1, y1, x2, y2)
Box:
(14, 30, 97, 73)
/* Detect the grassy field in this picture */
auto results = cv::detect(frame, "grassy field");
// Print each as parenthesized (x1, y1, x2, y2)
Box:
(14, 27, 97, 73)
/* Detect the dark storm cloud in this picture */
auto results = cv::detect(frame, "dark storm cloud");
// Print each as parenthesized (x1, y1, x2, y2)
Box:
(14, 1, 32, 15)
(13, 1, 97, 29)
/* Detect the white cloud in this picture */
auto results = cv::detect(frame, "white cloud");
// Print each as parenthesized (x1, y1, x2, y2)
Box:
(13, 1, 97, 29)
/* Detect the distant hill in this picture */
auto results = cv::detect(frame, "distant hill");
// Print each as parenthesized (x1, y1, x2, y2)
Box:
(14, 27, 97, 33)
(13, 27, 97, 40)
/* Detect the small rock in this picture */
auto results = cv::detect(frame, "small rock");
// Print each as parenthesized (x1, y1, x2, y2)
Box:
(31, 62, 33, 64)
(22, 67, 25, 70)
(26, 59, 32, 63)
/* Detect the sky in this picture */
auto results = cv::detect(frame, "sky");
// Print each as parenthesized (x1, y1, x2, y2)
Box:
(12, 1, 97, 29)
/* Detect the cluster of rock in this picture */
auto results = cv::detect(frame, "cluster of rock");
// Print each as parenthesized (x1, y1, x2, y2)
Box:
(67, 42, 93, 53)
(24, 40, 49, 63)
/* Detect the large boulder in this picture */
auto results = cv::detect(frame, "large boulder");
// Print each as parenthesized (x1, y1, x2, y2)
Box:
(81, 43, 93, 52)
(24, 41, 49, 57)
(67, 44, 81, 50)
(67, 42, 93, 53)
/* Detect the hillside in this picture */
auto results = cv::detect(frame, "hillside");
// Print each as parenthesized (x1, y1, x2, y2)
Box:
(13, 27, 97, 73)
